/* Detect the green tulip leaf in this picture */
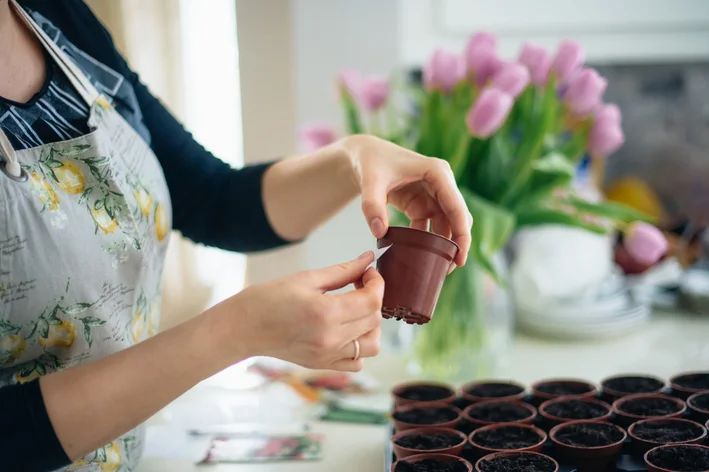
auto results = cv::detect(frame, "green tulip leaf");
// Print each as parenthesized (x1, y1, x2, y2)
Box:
(562, 195, 655, 224)
(531, 153, 576, 177)
(516, 207, 608, 234)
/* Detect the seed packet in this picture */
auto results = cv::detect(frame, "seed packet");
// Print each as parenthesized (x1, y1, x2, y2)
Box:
(200, 434, 324, 463)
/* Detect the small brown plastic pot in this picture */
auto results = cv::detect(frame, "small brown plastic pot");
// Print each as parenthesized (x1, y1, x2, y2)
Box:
(531, 378, 598, 405)
(538, 396, 612, 429)
(377, 227, 459, 325)
(600, 374, 667, 402)
(468, 422, 547, 459)
(628, 418, 707, 454)
(460, 380, 527, 405)
(688, 392, 709, 423)
(644, 444, 709, 472)
(391, 427, 467, 459)
(392, 402, 463, 432)
(670, 371, 709, 400)
(392, 381, 457, 408)
(550, 420, 626, 472)
(612, 393, 686, 428)
(475, 451, 559, 472)
(391, 453, 473, 472)
(462, 400, 537, 431)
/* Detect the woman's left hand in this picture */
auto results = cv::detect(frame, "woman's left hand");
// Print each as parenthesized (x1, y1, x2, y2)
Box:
(343, 134, 473, 267)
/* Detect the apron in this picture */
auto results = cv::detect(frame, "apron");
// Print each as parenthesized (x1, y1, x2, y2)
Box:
(0, 3, 172, 471)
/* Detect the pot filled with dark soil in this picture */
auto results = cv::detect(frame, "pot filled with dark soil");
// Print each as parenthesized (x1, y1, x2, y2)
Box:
(550, 420, 627, 471)
(392, 453, 473, 472)
(601, 374, 666, 401)
(392, 427, 468, 459)
(377, 227, 459, 325)
(461, 381, 526, 405)
(671, 372, 709, 400)
(539, 397, 612, 428)
(531, 379, 598, 405)
(628, 418, 707, 454)
(644, 444, 709, 472)
(612, 393, 686, 427)
(468, 423, 546, 458)
(393, 382, 457, 408)
(462, 400, 537, 431)
(475, 452, 559, 472)
(393, 403, 463, 432)
(688, 392, 709, 423)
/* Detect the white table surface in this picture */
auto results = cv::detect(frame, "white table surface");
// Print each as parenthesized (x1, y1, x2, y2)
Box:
(137, 311, 709, 472)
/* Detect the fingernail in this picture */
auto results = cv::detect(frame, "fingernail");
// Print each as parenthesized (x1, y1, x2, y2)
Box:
(370, 217, 385, 237)
(447, 262, 457, 275)
(359, 251, 373, 260)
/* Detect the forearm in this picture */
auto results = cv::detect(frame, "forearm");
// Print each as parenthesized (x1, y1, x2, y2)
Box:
(262, 138, 361, 241)
(40, 309, 243, 461)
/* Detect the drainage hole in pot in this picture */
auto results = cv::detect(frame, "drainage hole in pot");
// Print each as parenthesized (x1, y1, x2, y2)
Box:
(394, 407, 458, 425)
(467, 402, 532, 423)
(618, 397, 683, 417)
(544, 399, 609, 420)
(646, 445, 709, 472)
(632, 421, 704, 443)
(603, 376, 664, 394)
(399, 386, 453, 402)
(466, 383, 524, 399)
(673, 373, 709, 391)
(395, 433, 462, 450)
(472, 426, 542, 450)
(478, 454, 556, 472)
(395, 459, 468, 472)
(689, 392, 709, 411)
(536, 383, 592, 396)
(554, 423, 624, 447)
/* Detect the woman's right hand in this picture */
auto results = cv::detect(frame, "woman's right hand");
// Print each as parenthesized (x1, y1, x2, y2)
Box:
(211, 251, 384, 372)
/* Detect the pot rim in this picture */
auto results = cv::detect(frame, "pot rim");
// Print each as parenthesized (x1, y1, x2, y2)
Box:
(462, 399, 537, 426)
(460, 380, 527, 402)
(474, 451, 560, 472)
(468, 422, 547, 454)
(628, 418, 707, 446)
(539, 396, 612, 423)
(612, 393, 687, 420)
(392, 402, 463, 429)
(391, 452, 473, 472)
(644, 444, 709, 472)
(549, 420, 627, 451)
(391, 427, 467, 456)
(670, 371, 709, 394)
(600, 373, 668, 397)
(688, 391, 709, 414)
(392, 381, 457, 403)
(378, 226, 459, 260)
(531, 378, 598, 398)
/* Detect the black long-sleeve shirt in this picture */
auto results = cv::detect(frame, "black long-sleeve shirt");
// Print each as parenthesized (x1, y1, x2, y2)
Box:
(1, 1, 290, 470)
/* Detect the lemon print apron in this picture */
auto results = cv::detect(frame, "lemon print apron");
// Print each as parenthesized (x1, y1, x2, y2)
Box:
(0, 3, 172, 471)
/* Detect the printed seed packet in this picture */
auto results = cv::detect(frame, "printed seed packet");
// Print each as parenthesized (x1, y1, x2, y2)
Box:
(200, 434, 324, 463)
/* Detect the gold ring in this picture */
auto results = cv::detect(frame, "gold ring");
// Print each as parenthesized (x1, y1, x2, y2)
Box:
(352, 339, 361, 361)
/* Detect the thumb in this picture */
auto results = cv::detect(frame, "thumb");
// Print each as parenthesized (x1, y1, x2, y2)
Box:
(361, 178, 389, 238)
(309, 251, 374, 292)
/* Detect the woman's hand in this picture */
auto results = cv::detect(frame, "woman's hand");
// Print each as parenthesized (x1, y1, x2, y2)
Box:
(343, 135, 473, 267)
(211, 251, 384, 372)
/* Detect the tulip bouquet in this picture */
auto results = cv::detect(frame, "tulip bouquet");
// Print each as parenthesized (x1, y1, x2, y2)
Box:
(303, 33, 666, 379)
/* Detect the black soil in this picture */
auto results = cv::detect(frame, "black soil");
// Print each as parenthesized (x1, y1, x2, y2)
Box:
(618, 397, 682, 417)
(395, 459, 469, 472)
(536, 382, 593, 396)
(394, 407, 458, 425)
(674, 373, 709, 391)
(632, 421, 704, 443)
(544, 400, 609, 420)
(554, 423, 624, 447)
(646, 446, 709, 472)
(398, 385, 453, 402)
(603, 376, 664, 394)
(395, 433, 462, 450)
(478, 455, 556, 472)
(467, 402, 533, 423)
(466, 383, 524, 399)
(689, 392, 709, 411)
(472, 426, 543, 450)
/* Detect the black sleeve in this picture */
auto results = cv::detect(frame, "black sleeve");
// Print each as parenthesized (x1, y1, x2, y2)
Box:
(24, 0, 293, 253)
(0, 381, 70, 472)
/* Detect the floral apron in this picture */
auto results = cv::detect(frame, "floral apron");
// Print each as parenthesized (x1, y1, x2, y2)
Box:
(0, 3, 172, 471)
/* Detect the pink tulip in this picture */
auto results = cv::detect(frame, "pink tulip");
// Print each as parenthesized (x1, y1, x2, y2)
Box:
(518, 43, 552, 86)
(564, 68, 607, 115)
(588, 107, 625, 157)
(424, 49, 465, 93)
(466, 88, 514, 138)
(552, 41, 585, 81)
(623, 222, 668, 265)
(338, 69, 362, 98)
(490, 62, 530, 98)
(359, 76, 389, 112)
(595, 103, 621, 125)
(300, 124, 338, 151)
(464, 32, 501, 87)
